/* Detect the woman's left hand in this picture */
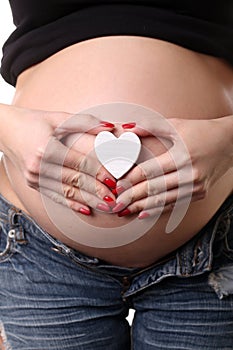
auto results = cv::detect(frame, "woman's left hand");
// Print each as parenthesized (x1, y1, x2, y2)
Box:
(113, 116, 233, 218)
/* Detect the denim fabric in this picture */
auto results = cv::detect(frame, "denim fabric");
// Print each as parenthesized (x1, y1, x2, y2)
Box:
(0, 193, 233, 350)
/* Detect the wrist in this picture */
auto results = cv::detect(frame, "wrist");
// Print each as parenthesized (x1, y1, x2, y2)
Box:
(0, 103, 25, 156)
(213, 115, 233, 165)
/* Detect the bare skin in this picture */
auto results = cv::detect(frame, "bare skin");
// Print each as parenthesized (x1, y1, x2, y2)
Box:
(0, 36, 233, 267)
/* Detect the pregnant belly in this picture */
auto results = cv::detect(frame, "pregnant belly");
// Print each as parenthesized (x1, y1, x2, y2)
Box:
(2, 36, 233, 267)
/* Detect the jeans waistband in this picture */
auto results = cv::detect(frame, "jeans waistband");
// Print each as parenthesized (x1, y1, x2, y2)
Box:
(0, 192, 233, 282)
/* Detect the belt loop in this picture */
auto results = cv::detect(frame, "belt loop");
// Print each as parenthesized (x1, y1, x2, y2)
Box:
(8, 207, 21, 227)
(7, 207, 27, 244)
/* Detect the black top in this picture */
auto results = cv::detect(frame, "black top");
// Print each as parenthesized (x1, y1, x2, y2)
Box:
(1, 0, 233, 86)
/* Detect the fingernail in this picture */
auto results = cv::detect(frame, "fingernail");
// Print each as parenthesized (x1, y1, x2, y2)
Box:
(111, 186, 125, 196)
(118, 208, 131, 217)
(103, 178, 117, 189)
(100, 121, 115, 128)
(122, 122, 136, 129)
(103, 195, 114, 202)
(96, 203, 111, 212)
(112, 202, 125, 213)
(112, 188, 117, 195)
(103, 196, 116, 208)
(138, 212, 150, 220)
(79, 207, 91, 216)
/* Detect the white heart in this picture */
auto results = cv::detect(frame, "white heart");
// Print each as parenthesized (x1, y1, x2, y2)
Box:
(94, 131, 141, 179)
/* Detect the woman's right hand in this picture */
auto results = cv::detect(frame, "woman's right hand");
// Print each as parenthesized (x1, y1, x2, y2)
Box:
(0, 104, 116, 214)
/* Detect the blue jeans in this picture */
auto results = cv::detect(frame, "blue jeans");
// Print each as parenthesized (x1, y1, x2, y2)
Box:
(0, 193, 233, 350)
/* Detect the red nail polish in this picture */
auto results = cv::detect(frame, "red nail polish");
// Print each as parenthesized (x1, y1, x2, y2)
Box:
(138, 212, 150, 220)
(103, 196, 114, 202)
(100, 121, 115, 128)
(96, 203, 111, 212)
(118, 208, 131, 217)
(122, 122, 136, 129)
(112, 188, 118, 195)
(79, 207, 91, 216)
(103, 196, 116, 208)
(103, 178, 117, 189)
(112, 202, 125, 213)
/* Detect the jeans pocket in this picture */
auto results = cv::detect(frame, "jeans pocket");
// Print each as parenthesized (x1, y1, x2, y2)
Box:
(0, 220, 16, 263)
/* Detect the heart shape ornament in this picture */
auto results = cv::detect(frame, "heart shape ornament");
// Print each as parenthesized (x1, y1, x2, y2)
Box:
(94, 131, 141, 179)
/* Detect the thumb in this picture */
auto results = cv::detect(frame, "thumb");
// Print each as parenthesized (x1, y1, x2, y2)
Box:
(47, 111, 115, 138)
(122, 118, 176, 138)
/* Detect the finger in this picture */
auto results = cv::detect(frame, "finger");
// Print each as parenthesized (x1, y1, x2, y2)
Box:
(117, 138, 191, 191)
(39, 178, 114, 212)
(117, 152, 177, 190)
(39, 162, 116, 202)
(112, 180, 166, 214)
(113, 172, 173, 213)
(138, 203, 175, 219)
(115, 171, 181, 208)
(117, 182, 200, 217)
(41, 137, 116, 185)
(128, 190, 175, 214)
(136, 186, 201, 219)
(116, 166, 196, 207)
(64, 149, 116, 185)
(122, 117, 176, 138)
(53, 113, 115, 138)
(122, 117, 175, 136)
(39, 186, 91, 214)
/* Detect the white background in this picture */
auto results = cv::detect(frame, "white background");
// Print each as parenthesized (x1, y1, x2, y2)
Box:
(0, 1, 135, 325)
(0, 1, 16, 103)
